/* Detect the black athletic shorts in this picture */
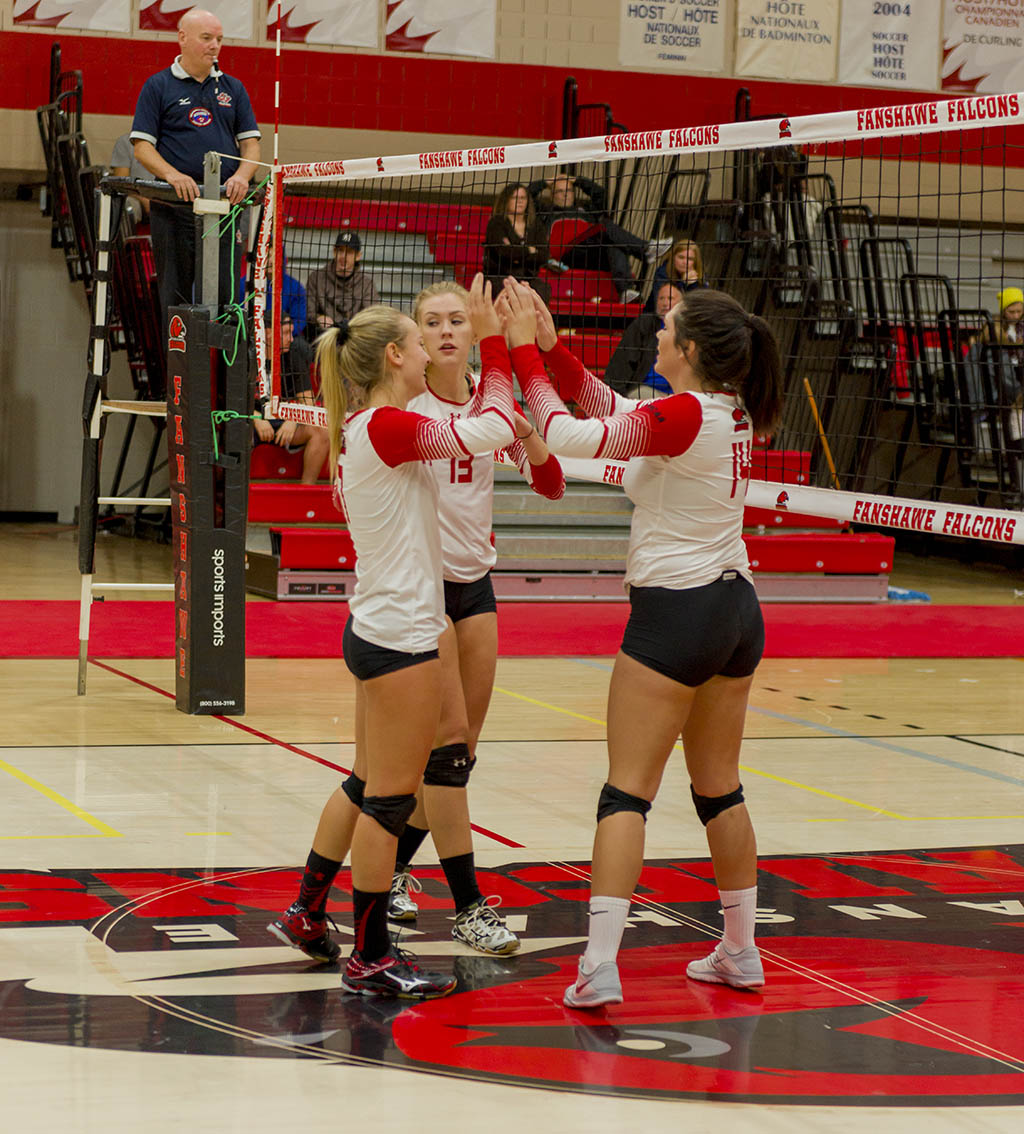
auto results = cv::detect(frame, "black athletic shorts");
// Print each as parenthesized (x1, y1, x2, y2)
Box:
(342, 617, 439, 681)
(621, 572, 765, 687)
(443, 572, 497, 623)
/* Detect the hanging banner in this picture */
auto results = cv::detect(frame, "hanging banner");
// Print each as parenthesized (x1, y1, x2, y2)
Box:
(942, 0, 1024, 92)
(139, 1, 252, 41)
(385, 0, 496, 58)
(618, 0, 727, 73)
(838, 3, 938, 90)
(266, 0, 377, 47)
(13, 0, 129, 31)
(735, 0, 839, 82)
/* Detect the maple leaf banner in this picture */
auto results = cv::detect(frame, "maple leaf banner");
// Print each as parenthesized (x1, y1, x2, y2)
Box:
(942, 0, 1024, 93)
(385, 0, 496, 58)
(13, 0, 129, 32)
(265, 0, 377, 47)
(139, 1, 252, 40)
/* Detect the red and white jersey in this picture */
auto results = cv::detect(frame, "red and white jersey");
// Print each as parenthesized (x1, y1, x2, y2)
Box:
(339, 337, 516, 652)
(407, 375, 565, 583)
(511, 342, 753, 590)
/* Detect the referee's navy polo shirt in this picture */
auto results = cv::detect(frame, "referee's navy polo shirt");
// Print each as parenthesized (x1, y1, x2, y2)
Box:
(130, 57, 260, 184)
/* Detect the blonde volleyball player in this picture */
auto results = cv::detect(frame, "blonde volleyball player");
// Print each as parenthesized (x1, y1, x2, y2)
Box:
(499, 282, 783, 1008)
(269, 281, 563, 964)
(270, 276, 516, 999)
(384, 281, 564, 954)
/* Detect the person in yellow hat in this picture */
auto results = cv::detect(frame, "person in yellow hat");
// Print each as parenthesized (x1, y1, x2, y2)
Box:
(996, 286, 1024, 345)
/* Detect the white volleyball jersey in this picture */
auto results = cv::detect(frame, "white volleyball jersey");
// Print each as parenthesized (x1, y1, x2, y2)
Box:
(511, 341, 754, 591)
(339, 407, 446, 652)
(337, 337, 517, 652)
(620, 392, 753, 589)
(407, 376, 565, 583)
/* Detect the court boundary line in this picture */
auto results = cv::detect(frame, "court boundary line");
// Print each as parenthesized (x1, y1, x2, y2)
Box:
(88, 660, 524, 849)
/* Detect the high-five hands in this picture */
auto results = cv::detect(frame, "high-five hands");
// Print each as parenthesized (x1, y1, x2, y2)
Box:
(467, 273, 502, 340)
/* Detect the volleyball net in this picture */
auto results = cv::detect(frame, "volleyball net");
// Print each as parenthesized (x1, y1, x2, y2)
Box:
(255, 92, 1024, 547)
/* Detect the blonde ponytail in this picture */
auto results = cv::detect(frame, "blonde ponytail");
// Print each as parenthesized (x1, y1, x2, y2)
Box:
(314, 305, 410, 472)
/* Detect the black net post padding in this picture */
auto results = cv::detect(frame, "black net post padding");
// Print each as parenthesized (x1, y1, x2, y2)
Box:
(167, 305, 247, 716)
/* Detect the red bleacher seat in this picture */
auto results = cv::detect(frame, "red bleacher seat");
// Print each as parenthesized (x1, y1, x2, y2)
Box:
(743, 532, 894, 574)
(547, 217, 604, 263)
(545, 268, 620, 305)
(249, 484, 337, 524)
(557, 329, 621, 375)
(749, 450, 811, 485)
(250, 443, 329, 482)
(274, 528, 356, 570)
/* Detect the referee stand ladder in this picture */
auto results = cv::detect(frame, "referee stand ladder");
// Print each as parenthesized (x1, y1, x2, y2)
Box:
(78, 154, 260, 714)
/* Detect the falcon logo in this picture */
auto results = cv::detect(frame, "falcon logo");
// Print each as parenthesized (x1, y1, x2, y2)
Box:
(779, 117, 792, 139)
(376, 157, 385, 172)
(776, 490, 790, 510)
(189, 107, 213, 127)
(168, 314, 187, 353)
(216, 91, 232, 107)
(548, 141, 558, 159)
(732, 407, 749, 432)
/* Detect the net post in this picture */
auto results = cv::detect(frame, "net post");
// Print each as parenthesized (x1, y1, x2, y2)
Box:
(166, 306, 247, 715)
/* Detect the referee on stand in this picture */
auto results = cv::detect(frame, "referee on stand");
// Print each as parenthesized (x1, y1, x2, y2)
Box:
(130, 8, 261, 323)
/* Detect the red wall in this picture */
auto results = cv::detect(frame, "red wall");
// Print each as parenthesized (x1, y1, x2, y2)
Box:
(3, 29, 947, 141)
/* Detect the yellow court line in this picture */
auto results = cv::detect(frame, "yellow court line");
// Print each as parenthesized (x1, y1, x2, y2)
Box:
(494, 685, 911, 820)
(0, 758, 122, 838)
(492, 685, 609, 728)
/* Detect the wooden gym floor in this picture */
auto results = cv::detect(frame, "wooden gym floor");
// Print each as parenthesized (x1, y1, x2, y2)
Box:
(0, 522, 1022, 1131)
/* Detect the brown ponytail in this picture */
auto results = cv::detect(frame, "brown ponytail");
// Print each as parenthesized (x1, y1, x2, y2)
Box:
(671, 289, 783, 436)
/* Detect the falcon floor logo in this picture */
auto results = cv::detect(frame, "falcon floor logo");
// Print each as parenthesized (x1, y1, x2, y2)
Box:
(1, 845, 1023, 1105)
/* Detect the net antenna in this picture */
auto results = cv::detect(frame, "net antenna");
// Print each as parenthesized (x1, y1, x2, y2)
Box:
(262, 92, 1024, 548)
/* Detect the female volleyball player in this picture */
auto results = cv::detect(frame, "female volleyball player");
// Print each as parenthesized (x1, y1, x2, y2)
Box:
(269, 281, 563, 963)
(269, 276, 516, 1000)
(499, 281, 782, 1008)
(383, 281, 564, 953)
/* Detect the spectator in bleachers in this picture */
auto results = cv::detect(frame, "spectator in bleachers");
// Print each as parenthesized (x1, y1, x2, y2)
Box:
(254, 313, 329, 484)
(129, 9, 261, 323)
(987, 286, 1024, 441)
(528, 173, 671, 304)
(306, 231, 380, 333)
(483, 183, 551, 303)
(643, 237, 706, 313)
(264, 245, 306, 338)
(604, 282, 682, 399)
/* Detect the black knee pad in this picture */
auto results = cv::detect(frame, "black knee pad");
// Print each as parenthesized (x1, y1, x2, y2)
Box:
(691, 783, 745, 826)
(597, 782, 652, 824)
(422, 742, 476, 788)
(341, 772, 366, 809)
(361, 793, 417, 837)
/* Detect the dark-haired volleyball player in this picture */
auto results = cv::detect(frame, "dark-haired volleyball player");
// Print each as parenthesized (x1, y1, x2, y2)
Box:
(500, 281, 782, 1008)
(269, 276, 515, 999)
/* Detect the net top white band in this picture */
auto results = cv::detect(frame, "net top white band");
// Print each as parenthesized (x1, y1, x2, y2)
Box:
(278, 92, 1024, 184)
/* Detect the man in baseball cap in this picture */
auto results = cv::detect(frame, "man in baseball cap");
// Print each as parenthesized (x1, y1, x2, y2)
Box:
(307, 229, 380, 333)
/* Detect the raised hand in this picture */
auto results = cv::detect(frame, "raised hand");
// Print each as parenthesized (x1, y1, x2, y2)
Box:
(529, 287, 559, 352)
(502, 280, 538, 349)
(467, 273, 502, 340)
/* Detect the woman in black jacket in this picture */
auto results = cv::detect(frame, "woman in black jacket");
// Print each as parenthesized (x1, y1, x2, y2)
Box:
(483, 183, 551, 303)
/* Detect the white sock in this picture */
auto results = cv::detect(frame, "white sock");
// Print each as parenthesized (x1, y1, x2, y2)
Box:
(719, 885, 757, 952)
(581, 896, 630, 972)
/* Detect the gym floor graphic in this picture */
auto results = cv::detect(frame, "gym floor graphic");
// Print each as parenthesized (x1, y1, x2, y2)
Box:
(1, 845, 1022, 1106)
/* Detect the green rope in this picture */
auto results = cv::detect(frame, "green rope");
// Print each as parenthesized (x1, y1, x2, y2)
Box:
(210, 409, 258, 462)
(202, 173, 274, 367)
